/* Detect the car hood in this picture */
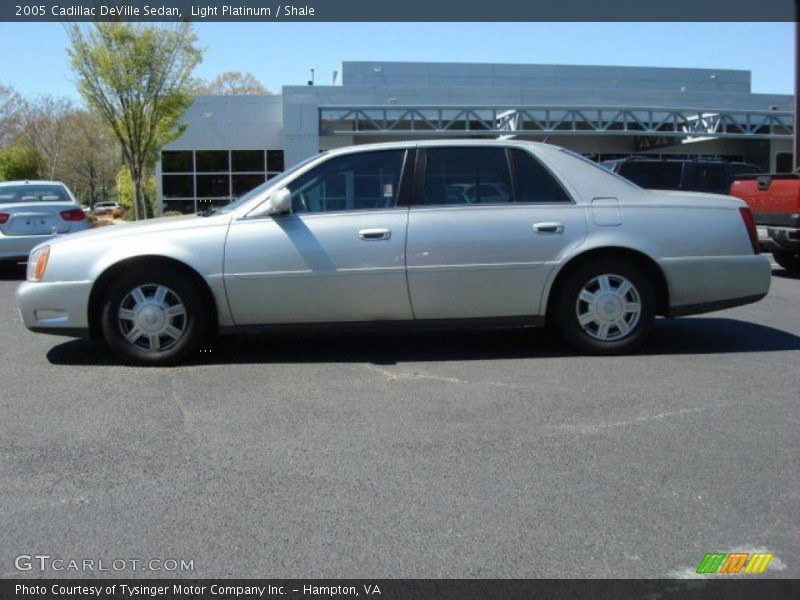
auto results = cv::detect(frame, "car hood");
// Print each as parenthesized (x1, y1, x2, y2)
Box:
(44, 213, 231, 248)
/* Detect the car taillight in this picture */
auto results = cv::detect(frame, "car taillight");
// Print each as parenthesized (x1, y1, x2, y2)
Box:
(0, 212, 9, 224)
(739, 207, 760, 255)
(60, 208, 86, 221)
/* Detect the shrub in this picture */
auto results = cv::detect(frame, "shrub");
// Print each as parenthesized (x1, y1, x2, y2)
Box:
(114, 166, 155, 211)
(0, 145, 45, 180)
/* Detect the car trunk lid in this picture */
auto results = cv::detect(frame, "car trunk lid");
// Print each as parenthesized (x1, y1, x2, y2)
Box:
(0, 202, 73, 236)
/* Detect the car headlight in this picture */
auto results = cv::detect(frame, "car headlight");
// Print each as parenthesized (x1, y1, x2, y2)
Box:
(27, 245, 50, 282)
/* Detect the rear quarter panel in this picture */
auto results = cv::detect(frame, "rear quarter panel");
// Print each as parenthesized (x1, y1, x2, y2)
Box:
(539, 190, 768, 312)
(527, 146, 769, 313)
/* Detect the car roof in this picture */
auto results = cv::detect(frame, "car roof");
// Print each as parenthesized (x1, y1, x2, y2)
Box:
(0, 180, 68, 186)
(324, 139, 555, 157)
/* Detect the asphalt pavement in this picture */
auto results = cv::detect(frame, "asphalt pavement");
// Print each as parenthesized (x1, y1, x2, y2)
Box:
(1, 261, 798, 578)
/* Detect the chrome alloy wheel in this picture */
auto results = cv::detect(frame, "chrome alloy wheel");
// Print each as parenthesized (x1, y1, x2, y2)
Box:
(575, 274, 642, 342)
(118, 284, 187, 352)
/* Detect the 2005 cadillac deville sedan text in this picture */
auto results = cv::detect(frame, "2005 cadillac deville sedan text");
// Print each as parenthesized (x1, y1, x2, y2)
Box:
(17, 141, 771, 365)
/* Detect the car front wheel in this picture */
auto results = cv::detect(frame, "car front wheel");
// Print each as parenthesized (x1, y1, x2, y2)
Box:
(101, 270, 209, 365)
(554, 258, 655, 355)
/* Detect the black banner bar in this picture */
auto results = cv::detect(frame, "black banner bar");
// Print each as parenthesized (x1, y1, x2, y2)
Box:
(1, 0, 797, 22)
(2, 579, 800, 600)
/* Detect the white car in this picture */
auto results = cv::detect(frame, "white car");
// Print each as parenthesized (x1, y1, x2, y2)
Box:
(16, 141, 771, 365)
(0, 180, 89, 264)
(92, 201, 121, 214)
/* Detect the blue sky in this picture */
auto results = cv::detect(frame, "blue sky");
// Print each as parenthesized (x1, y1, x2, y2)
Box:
(0, 22, 793, 100)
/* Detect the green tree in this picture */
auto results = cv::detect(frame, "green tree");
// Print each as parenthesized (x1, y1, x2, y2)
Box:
(66, 23, 202, 220)
(115, 165, 155, 210)
(0, 145, 45, 181)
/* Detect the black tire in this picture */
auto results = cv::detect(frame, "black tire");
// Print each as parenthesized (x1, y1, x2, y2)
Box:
(101, 268, 209, 365)
(554, 258, 656, 355)
(773, 250, 800, 273)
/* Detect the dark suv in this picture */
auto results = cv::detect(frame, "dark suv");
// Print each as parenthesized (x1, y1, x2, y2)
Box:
(600, 157, 764, 195)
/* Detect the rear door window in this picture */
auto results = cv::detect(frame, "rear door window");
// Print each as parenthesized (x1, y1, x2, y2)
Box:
(421, 148, 513, 206)
(509, 148, 571, 203)
(617, 162, 684, 190)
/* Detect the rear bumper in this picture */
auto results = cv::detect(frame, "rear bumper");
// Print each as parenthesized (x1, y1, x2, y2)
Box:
(667, 293, 767, 317)
(753, 212, 800, 228)
(0, 223, 90, 260)
(0, 234, 53, 260)
(659, 254, 771, 316)
(16, 279, 93, 335)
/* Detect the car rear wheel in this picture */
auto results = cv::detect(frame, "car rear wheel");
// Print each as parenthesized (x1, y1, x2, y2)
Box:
(554, 258, 655, 355)
(101, 270, 209, 365)
(773, 250, 800, 273)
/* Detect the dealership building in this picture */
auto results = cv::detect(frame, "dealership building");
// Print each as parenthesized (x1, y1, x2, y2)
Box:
(157, 61, 794, 213)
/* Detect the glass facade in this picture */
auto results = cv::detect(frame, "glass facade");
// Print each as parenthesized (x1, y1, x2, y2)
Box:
(161, 149, 285, 214)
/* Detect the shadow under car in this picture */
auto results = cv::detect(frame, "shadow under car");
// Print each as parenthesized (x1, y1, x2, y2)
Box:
(45, 317, 800, 367)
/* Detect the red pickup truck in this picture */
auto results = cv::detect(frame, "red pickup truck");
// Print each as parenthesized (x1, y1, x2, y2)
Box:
(729, 173, 800, 273)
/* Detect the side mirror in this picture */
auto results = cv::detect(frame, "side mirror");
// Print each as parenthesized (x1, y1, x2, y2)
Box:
(264, 188, 292, 215)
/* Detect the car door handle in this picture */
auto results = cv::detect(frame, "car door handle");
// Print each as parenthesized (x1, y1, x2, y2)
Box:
(358, 228, 392, 241)
(532, 222, 565, 234)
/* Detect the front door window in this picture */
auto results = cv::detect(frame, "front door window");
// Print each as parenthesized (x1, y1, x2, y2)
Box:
(287, 150, 406, 213)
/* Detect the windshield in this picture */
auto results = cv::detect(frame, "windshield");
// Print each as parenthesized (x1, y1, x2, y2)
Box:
(217, 153, 326, 214)
(0, 184, 70, 203)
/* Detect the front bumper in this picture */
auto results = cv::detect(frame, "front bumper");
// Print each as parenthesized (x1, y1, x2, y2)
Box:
(659, 254, 771, 316)
(766, 227, 800, 252)
(16, 279, 93, 336)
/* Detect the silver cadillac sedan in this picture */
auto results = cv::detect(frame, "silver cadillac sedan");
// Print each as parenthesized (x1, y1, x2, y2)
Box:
(0, 180, 89, 263)
(17, 141, 771, 365)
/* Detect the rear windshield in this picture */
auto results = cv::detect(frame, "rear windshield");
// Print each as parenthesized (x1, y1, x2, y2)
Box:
(0, 184, 69, 203)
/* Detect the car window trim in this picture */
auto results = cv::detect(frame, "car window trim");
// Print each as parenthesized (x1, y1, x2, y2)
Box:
(396, 148, 415, 208)
(504, 148, 518, 202)
(411, 146, 427, 206)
